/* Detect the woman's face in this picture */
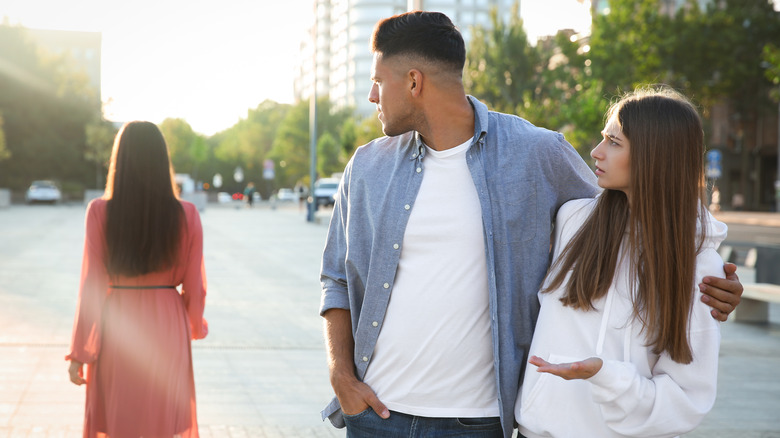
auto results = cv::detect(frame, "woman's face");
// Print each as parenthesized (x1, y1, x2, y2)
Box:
(591, 113, 631, 197)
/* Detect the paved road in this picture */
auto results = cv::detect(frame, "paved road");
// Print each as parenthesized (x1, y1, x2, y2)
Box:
(0, 204, 778, 437)
(0, 203, 343, 437)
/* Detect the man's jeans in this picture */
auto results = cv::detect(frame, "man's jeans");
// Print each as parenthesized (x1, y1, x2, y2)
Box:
(344, 409, 503, 438)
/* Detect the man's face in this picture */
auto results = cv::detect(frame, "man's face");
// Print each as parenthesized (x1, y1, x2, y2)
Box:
(368, 53, 416, 136)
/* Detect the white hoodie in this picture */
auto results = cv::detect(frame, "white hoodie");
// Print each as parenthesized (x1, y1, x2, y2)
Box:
(516, 198, 727, 438)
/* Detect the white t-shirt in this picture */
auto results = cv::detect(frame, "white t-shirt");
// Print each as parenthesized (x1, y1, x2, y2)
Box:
(362, 137, 499, 418)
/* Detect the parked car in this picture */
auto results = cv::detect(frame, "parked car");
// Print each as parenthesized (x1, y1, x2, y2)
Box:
(276, 188, 297, 201)
(25, 180, 62, 204)
(217, 192, 233, 203)
(313, 178, 339, 207)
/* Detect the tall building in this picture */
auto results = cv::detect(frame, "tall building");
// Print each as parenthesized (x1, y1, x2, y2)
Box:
(295, 0, 515, 118)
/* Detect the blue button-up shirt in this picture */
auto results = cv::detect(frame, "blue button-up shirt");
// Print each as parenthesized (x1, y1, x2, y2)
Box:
(319, 96, 599, 437)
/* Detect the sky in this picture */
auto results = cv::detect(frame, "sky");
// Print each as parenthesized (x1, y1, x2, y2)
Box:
(2, 0, 593, 136)
(3, 0, 313, 135)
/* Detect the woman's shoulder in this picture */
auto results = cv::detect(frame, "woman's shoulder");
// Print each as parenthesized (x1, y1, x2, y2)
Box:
(558, 197, 597, 222)
(85, 197, 108, 219)
(178, 199, 199, 216)
(178, 199, 202, 225)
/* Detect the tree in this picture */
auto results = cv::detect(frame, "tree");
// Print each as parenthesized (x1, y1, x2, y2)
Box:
(764, 43, 780, 101)
(317, 131, 342, 178)
(212, 100, 291, 196)
(464, 2, 539, 115)
(84, 117, 117, 189)
(269, 98, 352, 187)
(0, 115, 9, 162)
(159, 118, 196, 173)
(0, 24, 98, 193)
(465, 4, 607, 157)
(590, 0, 674, 95)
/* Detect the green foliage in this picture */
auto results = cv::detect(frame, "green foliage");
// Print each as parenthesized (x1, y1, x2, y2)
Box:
(701, 0, 780, 113)
(590, 0, 673, 95)
(0, 24, 98, 191)
(0, 115, 9, 162)
(159, 118, 196, 171)
(355, 116, 385, 148)
(464, 2, 539, 115)
(269, 97, 353, 187)
(465, 3, 607, 157)
(84, 117, 118, 189)
(764, 43, 780, 101)
(317, 132, 342, 177)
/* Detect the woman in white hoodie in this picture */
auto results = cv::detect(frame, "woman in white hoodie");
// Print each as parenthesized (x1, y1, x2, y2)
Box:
(516, 87, 726, 438)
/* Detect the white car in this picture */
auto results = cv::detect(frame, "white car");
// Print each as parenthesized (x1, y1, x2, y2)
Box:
(276, 188, 297, 201)
(313, 178, 339, 207)
(26, 180, 62, 204)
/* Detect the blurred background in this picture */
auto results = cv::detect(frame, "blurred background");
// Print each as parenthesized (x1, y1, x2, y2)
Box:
(0, 0, 779, 210)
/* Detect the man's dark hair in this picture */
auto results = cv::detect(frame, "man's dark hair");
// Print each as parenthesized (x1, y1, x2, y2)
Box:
(370, 11, 466, 72)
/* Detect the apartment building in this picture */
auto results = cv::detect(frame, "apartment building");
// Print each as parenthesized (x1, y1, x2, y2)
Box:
(295, 0, 514, 117)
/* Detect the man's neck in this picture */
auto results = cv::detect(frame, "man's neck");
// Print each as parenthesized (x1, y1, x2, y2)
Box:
(418, 94, 475, 151)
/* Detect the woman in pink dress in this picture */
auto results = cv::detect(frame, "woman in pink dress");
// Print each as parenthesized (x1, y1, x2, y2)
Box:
(67, 121, 208, 438)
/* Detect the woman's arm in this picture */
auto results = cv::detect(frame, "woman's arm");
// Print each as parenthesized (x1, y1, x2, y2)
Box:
(181, 203, 208, 339)
(66, 200, 110, 366)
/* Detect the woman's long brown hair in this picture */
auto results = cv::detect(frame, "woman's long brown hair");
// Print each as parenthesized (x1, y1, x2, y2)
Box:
(544, 87, 707, 364)
(103, 121, 183, 277)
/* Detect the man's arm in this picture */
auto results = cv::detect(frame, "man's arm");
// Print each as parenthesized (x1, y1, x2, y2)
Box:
(323, 308, 389, 418)
(699, 262, 743, 322)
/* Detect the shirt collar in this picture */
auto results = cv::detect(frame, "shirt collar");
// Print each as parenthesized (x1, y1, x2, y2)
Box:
(408, 95, 488, 161)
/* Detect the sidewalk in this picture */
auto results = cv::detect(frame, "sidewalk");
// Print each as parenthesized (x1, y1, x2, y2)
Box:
(0, 204, 778, 437)
(713, 210, 780, 227)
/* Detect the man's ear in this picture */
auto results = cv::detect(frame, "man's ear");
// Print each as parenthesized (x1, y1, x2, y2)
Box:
(408, 69, 423, 97)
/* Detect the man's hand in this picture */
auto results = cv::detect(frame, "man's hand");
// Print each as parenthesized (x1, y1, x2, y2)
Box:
(331, 371, 390, 418)
(323, 308, 389, 419)
(529, 355, 603, 380)
(700, 262, 743, 322)
(68, 360, 86, 385)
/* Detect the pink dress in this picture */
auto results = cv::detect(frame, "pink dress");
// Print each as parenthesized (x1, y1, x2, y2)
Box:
(67, 199, 208, 438)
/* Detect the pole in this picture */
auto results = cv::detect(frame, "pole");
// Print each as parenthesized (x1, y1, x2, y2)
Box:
(776, 100, 780, 212)
(306, 1, 318, 223)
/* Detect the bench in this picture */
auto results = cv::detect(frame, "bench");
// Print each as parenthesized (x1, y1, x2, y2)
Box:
(733, 283, 780, 323)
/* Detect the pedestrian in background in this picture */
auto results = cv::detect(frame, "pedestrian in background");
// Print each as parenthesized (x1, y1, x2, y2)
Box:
(244, 182, 256, 208)
(517, 88, 725, 437)
(67, 121, 208, 438)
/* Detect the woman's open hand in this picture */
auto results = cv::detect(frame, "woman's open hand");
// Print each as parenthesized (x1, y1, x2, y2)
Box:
(529, 355, 603, 380)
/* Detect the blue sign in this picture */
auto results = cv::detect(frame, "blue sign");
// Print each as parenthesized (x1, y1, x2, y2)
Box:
(706, 149, 722, 179)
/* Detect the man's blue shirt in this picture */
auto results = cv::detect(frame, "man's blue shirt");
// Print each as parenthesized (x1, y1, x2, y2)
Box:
(320, 96, 599, 437)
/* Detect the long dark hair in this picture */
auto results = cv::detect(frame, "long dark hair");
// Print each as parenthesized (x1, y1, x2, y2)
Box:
(544, 87, 707, 364)
(103, 121, 183, 277)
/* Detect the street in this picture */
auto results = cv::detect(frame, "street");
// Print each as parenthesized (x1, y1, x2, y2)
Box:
(0, 203, 779, 437)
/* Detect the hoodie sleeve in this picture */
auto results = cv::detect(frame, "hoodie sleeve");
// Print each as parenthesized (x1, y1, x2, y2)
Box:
(586, 245, 724, 437)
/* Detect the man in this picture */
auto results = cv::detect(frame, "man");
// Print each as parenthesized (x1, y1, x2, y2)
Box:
(320, 11, 742, 438)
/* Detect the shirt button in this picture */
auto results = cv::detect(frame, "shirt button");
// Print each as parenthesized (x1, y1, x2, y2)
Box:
(372, 321, 378, 327)
(416, 167, 422, 173)
(383, 282, 390, 289)
(393, 243, 399, 250)
(404, 204, 410, 210)
(362, 356, 368, 362)
(413, 153, 418, 158)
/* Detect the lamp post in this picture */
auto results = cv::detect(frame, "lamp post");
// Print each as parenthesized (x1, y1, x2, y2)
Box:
(307, 1, 319, 223)
(776, 100, 780, 212)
